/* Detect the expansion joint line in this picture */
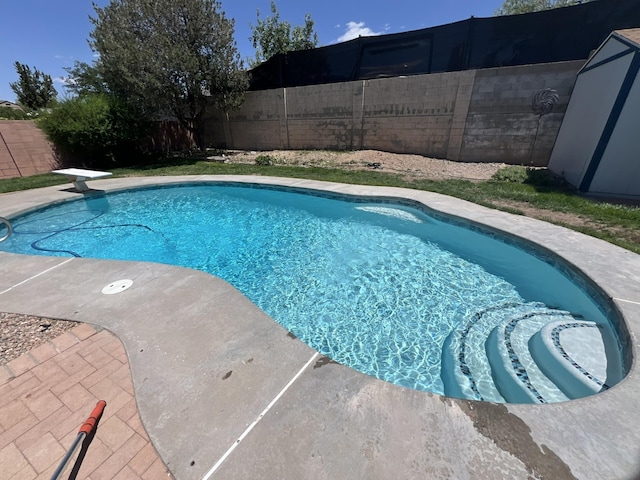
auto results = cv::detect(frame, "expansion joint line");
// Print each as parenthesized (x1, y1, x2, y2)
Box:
(201, 351, 320, 480)
(613, 297, 640, 306)
(0, 258, 74, 295)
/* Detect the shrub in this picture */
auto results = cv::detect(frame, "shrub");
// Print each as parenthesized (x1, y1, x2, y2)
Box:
(38, 94, 150, 168)
(0, 106, 30, 120)
(255, 154, 274, 166)
(492, 166, 529, 183)
(524, 168, 569, 189)
(492, 165, 570, 190)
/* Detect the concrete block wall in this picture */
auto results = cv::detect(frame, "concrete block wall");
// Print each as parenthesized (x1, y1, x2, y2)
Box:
(0, 62, 586, 180)
(447, 71, 477, 161)
(460, 61, 583, 165)
(286, 83, 357, 150)
(362, 73, 463, 157)
(207, 60, 584, 165)
(0, 121, 58, 180)
(224, 89, 285, 150)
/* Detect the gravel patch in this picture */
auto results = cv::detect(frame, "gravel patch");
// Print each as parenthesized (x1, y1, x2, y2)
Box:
(1, 312, 76, 365)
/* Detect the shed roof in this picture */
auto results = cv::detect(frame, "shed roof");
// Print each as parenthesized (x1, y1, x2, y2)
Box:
(579, 28, 640, 75)
(614, 28, 640, 48)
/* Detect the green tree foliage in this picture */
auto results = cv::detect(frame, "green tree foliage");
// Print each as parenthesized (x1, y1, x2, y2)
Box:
(9, 62, 58, 110)
(249, 1, 319, 67)
(89, 0, 247, 150)
(63, 61, 110, 97)
(495, 0, 593, 15)
(38, 94, 151, 168)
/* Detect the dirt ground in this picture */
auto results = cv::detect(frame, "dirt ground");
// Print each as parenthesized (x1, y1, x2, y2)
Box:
(218, 149, 507, 181)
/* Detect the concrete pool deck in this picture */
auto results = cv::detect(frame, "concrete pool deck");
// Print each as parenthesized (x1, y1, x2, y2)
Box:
(0, 175, 639, 480)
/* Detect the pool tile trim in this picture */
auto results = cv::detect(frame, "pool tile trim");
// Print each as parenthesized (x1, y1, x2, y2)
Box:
(551, 322, 610, 390)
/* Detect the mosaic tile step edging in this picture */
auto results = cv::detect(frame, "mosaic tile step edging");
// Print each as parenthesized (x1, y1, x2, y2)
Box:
(529, 319, 622, 399)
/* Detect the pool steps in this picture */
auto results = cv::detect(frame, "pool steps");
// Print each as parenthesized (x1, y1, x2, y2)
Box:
(529, 320, 622, 398)
(486, 313, 570, 404)
(441, 305, 508, 403)
(441, 303, 623, 404)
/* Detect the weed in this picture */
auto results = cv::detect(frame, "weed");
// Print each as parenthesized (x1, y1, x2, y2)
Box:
(255, 154, 274, 166)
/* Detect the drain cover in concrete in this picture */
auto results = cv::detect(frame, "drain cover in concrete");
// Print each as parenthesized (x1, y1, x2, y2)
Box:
(102, 279, 133, 295)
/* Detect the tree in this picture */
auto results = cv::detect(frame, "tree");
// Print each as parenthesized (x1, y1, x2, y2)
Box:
(249, 1, 319, 67)
(89, 0, 247, 150)
(63, 61, 109, 97)
(495, 0, 593, 15)
(9, 62, 58, 110)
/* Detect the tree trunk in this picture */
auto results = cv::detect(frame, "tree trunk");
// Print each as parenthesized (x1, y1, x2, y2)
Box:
(193, 113, 207, 153)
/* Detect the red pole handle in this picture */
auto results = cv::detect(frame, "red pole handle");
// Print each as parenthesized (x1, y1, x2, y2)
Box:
(78, 400, 107, 435)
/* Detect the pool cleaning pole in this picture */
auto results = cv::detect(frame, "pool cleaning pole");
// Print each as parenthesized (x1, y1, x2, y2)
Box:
(50, 400, 107, 480)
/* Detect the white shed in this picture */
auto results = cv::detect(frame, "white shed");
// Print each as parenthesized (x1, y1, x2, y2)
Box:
(548, 29, 640, 200)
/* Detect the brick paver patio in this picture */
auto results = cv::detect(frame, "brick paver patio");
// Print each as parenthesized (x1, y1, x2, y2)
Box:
(0, 324, 172, 479)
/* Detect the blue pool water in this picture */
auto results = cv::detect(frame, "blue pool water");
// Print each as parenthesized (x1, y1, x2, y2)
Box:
(0, 184, 623, 399)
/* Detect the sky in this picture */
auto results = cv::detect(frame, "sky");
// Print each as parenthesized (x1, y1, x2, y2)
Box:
(0, 0, 504, 102)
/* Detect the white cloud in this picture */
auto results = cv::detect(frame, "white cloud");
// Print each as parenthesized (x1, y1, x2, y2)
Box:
(53, 76, 70, 86)
(335, 21, 384, 43)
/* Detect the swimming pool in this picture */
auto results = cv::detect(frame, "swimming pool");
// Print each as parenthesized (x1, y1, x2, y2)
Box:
(0, 182, 626, 403)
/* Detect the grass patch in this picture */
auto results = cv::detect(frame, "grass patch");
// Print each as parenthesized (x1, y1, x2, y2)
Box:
(0, 173, 69, 194)
(1, 155, 638, 253)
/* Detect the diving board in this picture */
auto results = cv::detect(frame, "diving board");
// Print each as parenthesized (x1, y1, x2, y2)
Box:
(51, 168, 112, 192)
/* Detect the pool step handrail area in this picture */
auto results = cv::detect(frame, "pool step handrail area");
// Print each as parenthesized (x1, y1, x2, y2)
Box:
(441, 304, 625, 404)
(0, 216, 12, 243)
